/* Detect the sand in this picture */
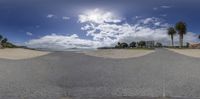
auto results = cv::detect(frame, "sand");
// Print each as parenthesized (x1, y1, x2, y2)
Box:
(82, 49, 154, 59)
(168, 48, 200, 58)
(0, 48, 50, 60)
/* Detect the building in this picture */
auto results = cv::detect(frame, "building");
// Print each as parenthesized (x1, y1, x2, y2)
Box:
(189, 43, 200, 49)
(145, 41, 155, 48)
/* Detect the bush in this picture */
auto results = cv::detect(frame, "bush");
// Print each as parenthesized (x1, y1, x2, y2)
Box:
(138, 41, 146, 47)
(2, 42, 17, 48)
(186, 42, 190, 48)
(129, 42, 136, 48)
(115, 42, 128, 48)
(121, 43, 128, 48)
(156, 42, 162, 47)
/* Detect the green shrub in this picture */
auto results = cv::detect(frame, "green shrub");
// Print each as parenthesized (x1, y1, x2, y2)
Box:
(2, 42, 17, 48)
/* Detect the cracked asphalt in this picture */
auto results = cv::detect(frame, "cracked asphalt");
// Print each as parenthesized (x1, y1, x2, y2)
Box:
(0, 49, 200, 99)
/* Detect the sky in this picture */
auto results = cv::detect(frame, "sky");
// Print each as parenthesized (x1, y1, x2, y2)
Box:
(0, 0, 200, 50)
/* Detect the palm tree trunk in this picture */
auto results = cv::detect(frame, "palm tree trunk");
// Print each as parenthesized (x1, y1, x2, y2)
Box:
(179, 33, 183, 48)
(171, 35, 174, 47)
(179, 34, 181, 48)
(181, 35, 183, 47)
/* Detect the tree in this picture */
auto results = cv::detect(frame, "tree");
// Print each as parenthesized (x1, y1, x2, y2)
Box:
(0, 35, 3, 41)
(156, 42, 162, 47)
(121, 42, 128, 48)
(138, 41, 146, 48)
(1, 38, 7, 44)
(199, 35, 200, 40)
(175, 21, 187, 48)
(117, 42, 121, 46)
(167, 27, 176, 47)
(186, 42, 190, 48)
(129, 41, 136, 48)
(115, 42, 121, 48)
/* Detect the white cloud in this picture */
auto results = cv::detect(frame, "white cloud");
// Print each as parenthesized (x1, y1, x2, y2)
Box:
(153, 7, 158, 10)
(80, 19, 170, 45)
(139, 17, 165, 26)
(154, 22, 161, 26)
(62, 16, 70, 20)
(26, 9, 199, 50)
(78, 8, 122, 24)
(142, 17, 156, 24)
(26, 34, 101, 50)
(134, 16, 142, 19)
(26, 32, 33, 36)
(36, 25, 40, 28)
(182, 32, 199, 43)
(160, 14, 167, 17)
(47, 14, 55, 18)
(153, 6, 171, 10)
(79, 12, 198, 46)
(160, 6, 171, 9)
(135, 16, 140, 19)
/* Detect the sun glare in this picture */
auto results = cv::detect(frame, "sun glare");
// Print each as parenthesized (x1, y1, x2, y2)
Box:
(88, 13, 100, 22)
(86, 9, 103, 23)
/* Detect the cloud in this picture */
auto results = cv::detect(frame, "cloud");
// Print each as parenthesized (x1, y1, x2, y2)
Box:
(47, 14, 55, 18)
(79, 10, 198, 46)
(142, 17, 157, 24)
(160, 6, 171, 9)
(62, 16, 70, 20)
(153, 7, 158, 10)
(78, 8, 122, 24)
(135, 16, 140, 19)
(160, 14, 167, 17)
(153, 6, 171, 10)
(47, 15, 70, 20)
(26, 9, 198, 50)
(138, 17, 168, 27)
(26, 34, 101, 50)
(80, 17, 170, 45)
(133, 16, 142, 20)
(36, 25, 40, 28)
(26, 32, 33, 36)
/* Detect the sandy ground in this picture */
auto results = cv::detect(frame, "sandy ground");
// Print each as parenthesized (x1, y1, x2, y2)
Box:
(82, 49, 155, 59)
(168, 48, 200, 58)
(0, 48, 50, 60)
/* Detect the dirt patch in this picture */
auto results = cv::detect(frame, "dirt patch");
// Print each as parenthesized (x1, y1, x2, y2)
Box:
(168, 49, 200, 58)
(0, 48, 50, 60)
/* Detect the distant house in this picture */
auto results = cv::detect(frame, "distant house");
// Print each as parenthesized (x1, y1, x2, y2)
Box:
(145, 41, 155, 48)
(189, 43, 200, 49)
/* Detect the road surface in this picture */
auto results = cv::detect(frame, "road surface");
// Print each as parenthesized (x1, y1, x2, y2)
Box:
(0, 49, 200, 99)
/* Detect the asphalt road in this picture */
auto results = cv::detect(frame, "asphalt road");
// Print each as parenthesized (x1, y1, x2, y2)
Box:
(0, 49, 200, 99)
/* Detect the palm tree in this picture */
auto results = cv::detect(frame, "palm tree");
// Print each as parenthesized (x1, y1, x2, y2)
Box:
(129, 41, 136, 48)
(0, 35, 3, 41)
(175, 21, 187, 48)
(1, 38, 7, 44)
(0, 35, 3, 48)
(1, 38, 7, 48)
(121, 42, 128, 48)
(167, 27, 176, 47)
